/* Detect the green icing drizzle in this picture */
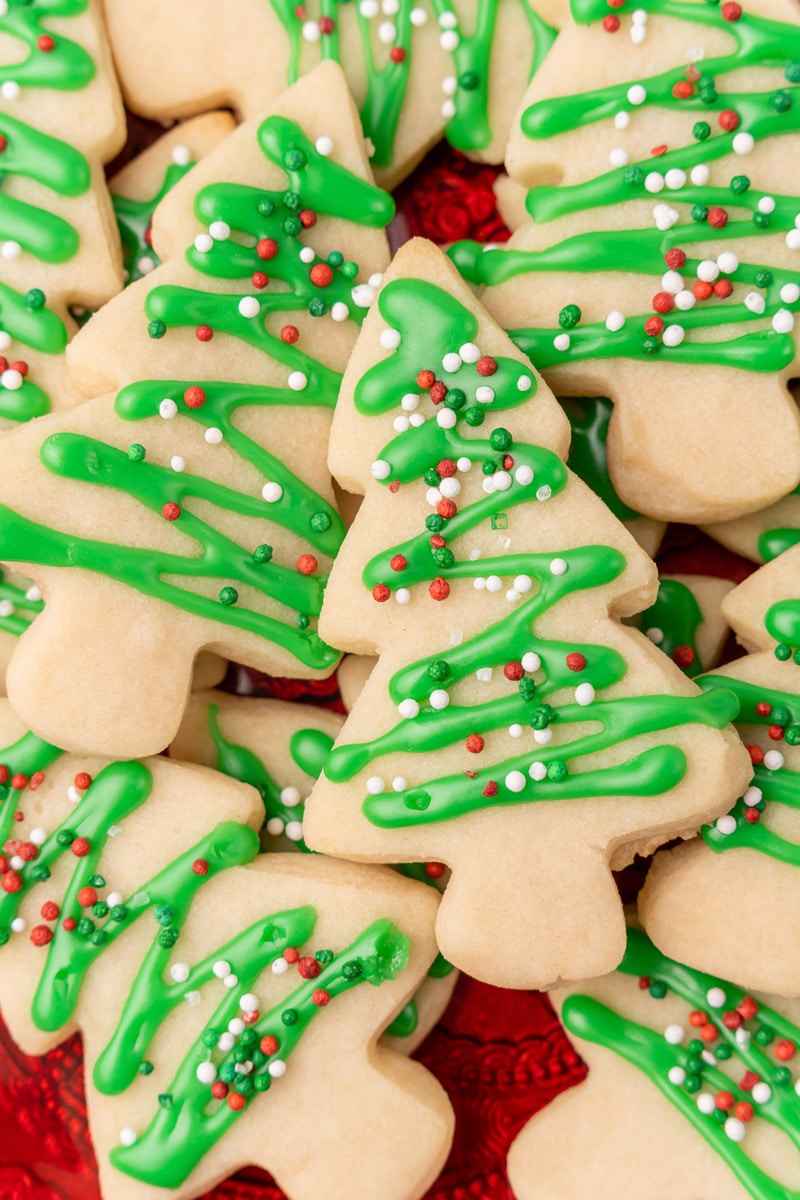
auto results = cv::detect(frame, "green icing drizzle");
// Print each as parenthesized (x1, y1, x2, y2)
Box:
(112, 157, 195, 284)
(562, 396, 639, 523)
(321, 278, 739, 827)
(112, 917, 410, 1187)
(450, 2, 800, 376)
(640, 579, 703, 679)
(565, 927, 800, 1200)
(0, 0, 97, 418)
(0, 115, 395, 673)
(266, 0, 557, 168)
(700, 672, 800, 867)
(0, 569, 43, 637)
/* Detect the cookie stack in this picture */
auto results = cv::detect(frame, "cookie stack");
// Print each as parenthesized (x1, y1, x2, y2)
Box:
(1, 2, 800, 1198)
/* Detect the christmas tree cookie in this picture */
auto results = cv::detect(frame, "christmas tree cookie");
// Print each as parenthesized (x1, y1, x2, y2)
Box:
(458, 0, 800, 524)
(640, 548, 800, 996)
(508, 925, 800, 1200)
(0, 63, 393, 759)
(302, 237, 750, 991)
(0, 698, 451, 1200)
(101, 0, 565, 189)
(170, 689, 459, 1052)
(0, 0, 125, 419)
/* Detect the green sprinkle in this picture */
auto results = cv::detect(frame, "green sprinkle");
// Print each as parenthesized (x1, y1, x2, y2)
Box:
(316, 948, 334, 963)
(785, 62, 800, 83)
(233, 1046, 249, 1064)
(90, 930, 108, 946)
(56, 830, 75, 848)
(558, 304, 581, 330)
(110, 905, 128, 922)
(92, 901, 109, 919)
(793, 649, 800, 666)
(254, 1075, 270, 1092)
(310, 512, 331, 532)
(547, 760, 568, 782)
(459, 70, 479, 90)
(253, 544, 273, 563)
(158, 928, 179, 949)
(433, 548, 455, 568)
(687, 1041, 703, 1058)
(464, 407, 484, 427)
(219, 1063, 236, 1083)
(342, 960, 363, 981)
(147, 319, 167, 339)
(308, 297, 327, 317)
(241, 1029, 257, 1047)
(341, 261, 358, 279)
(158, 1094, 173, 1110)
(424, 468, 441, 486)
(642, 337, 660, 355)
(490, 512, 508, 530)
(405, 791, 431, 811)
(30, 865, 50, 882)
(771, 89, 792, 112)
(297, 612, 310, 629)
(774, 1066, 792, 1086)
(712, 1108, 727, 1125)
(519, 678, 537, 702)
(715, 1044, 732, 1060)
(281, 1007, 299, 1026)
(530, 705, 553, 730)
(219, 586, 239, 606)
(691, 203, 709, 223)
(25, 288, 45, 310)
(692, 121, 711, 141)
(753, 212, 771, 229)
(772, 705, 790, 725)
(776, 643, 792, 661)
(77, 918, 94, 937)
(427, 661, 450, 682)
(445, 388, 466, 410)
(786, 725, 800, 746)
(283, 216, 302, 236)
(89, 874, 106, 888)
(754, 269, 773, 288)
(490, 428, 512, 451)
(282, 190, 301, 211)
(258, 198, 275, 216)
(754, 1026, 774, 1046)
(648, 980, 668, 999)
(154, 904, 174, 927)
(283, 149, 306, 171)
(684, 1074, 702, 1094)
(235, 1075, 254, 1096)
(426, 514, 445, 533)
(138, 1060, 154, 1075)
(202, 1029, 218, 1049)
(729, 175, 750, 194)
(0, 929, 9, 946)
(482, 460, 497, 476)
(623, 166, 644, 187)
(327, 250, 344, 267)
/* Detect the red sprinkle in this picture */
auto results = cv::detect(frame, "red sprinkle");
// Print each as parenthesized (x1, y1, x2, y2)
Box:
(211, 1082, 229, 1099)
(734, 1101, 754, 1123)
(708, 206, 729, 229)
(466, 734, 485, 754)
(297, 956, 321, 979)
(602, 14, 620, 30)
(714, 279, 733, 299)
(30, 925, 54, 947)
(673, 646, 695, 668)
(768, 725, 785, 741)
(297, 554, 318, 575)
(184, 385, 206, 408)
(716, 1091, 735, 1112)
(672, 80, 693, 100)
(390, 554, 407, 572)
(227, 1092, 246, 1111)
(299, 210, 316, 229)
(10, 774, 27, 791)
(651, 144, 668, 157)
(1, 871, 22, 894)
(430, 535, 446, 550)
(10, 360, 27, 377)
(482, 781, 498, 798)
(738, 996, 759, 1020)
(283, 947, 300, 964)
(257, 238, 279, 260)
(74, 772, 92, 790)
(162, 502, 182, 521)
(372, 584, 391, 603)
(664, 249, 687, 270)
(722, 1010, 743, 1030)
(652, 293, 674, 315)
(195, 325, 214, 342)
(689, 1010, 708, 1027)
(0, 135, 6, 153)
(755, 702, 772, 716)
(37, 35, 56, 52)
(430, 381, 447, 404)
(425, 862, 446, 878)
(18, 842, 37, 861)
(746, 745, 764, 766)
(192, 859, 209, 875)
(437, 459, 457, 478)
(389, 45, 406, 60)
(638, 977, 651, 990)
(319, 15, 334, 32)
(77, 887, 98, 908)
(740, 1070, 761, 1091)
(71, 837, 91, 858)
(252, 271, 269, 289)
(700, 1023, 719, 1043)
(260, 1035, 279, 1056)
(0, 766, 9, 785)
(504, 661, 524, 681)
(281, 325, 300, 344)
(40, 901, 59, 921)
(644, 316, 664, 337)
(242, 1009, 260, 1025)
(607, 0, 626, 6)
(744, 807, 761, 824)
(694, 281, 713, 301)
(437, 499, 457, 520)
(476, 356, 497, 377)
(312, 989, 331, 1006)
(718, 109, 740, 131)
(417, 370, 435, 389)
(310, 263, 334, 288)
(429, 578, 450, 601)
(722, 2, 742, 20)
(566, 652, 587, 672)
(776, 1039, 796, 1061)
(62, 917, 77, 932)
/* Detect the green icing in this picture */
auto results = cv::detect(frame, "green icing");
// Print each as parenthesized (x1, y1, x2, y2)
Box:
(0, 570, 43, 637)
(565, 927, 800, 1200)
(0, 115, 395, 673)
(451, 2, 800, 376)
(385, 998, 418, 1038)
(322, 278, 739, 828)
(759, 528, 800, 563)
(267, 0, 557, 168)
(640, 579, 704, 679)
(112, 917, 410, 1187)
(562, 396, 639, 523)
(700, 673, 800, 867)
(112, 158, 194, 284)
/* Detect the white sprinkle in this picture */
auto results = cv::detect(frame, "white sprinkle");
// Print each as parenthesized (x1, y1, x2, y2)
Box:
(514, 575, 532, 593)
(380, 328, 401, 351)
(437, 408, 457, 428)
(194, 233, 213, 253)
(107, 825, 122, 838)
(627, 84, 647, 106)
(9, 855, 23, 871)
(442, 351, 462, 373)
(223, 973, 238, 989)
(521, 652, 541, 672)
(706, 987, 726, 1009)
(119, 1127, 137, 1147)
(366, 776, 386, 797)
(288, 371, 307, 391)
(662, 325, 685, 348)
(609, 148, 629, 168)
(401, 392, 420, 412)
(474, 577, 487, 591)
(744, 291, 766, 315)
(575, 682, 595, 706)
(732, 132, 755, 155)
(398, 698, 419, 719)
(716, 251, 739, 275)
(0, 369, 22, 390)
(764, 749, 785, 770)
(457, 456, 472, 472)
(653, 204, 679, 232)
(390, 777, 408, 793)
(780, 283, 800, 304)
(196, 1062, 217, 1084)
(440, 29, 459, 51)
(205, 427, 223, 444)
(630, 22, 647, 43)
(213, 960, 231, 980)
(170, 455, 185, 473)
(674, 290, 696, 311)
(209, 220, 230, 241)
(105, 892, 122, 908)
(550, 558, 568, 576)
(605, 310, 625, 332)
(0, 599, 13, 617)
(268, 1059, 287, 1078)
(743, 785, 762, 805)
(736, 1028, 751, 1049)
(536, 484, 552, 502)
(697, 1093, 716, 1115)
(262, 482, 283, 503)
(299, 246, 315, 264)
(170, 962, 190, 983)
(665, 169, 686, 190)
(137, 255, 156, 275)
(690, 164, 710, 186)
(302, 18, 320, 40)
(517, 374, 533, 392)
(752, 1082, 772, 1104)
(668, 1066, 686, 1085)
(360, 0, 378, 13)
(315, 135, 334, 157)
(430, 689, 450, 710)
(394, 587, 410, 606)
(1, 82, 21, 101)
(614, 111, 630, 129)
(505, 770, 526, 793)
(715, 814, 737, 835)
(272, 957, 289, 974)
(553, 333, 571, 352)
(0, 332, 10, 352)
(529, 762, 547, 782)
(378, 19, 396, 41)
(664, 1024, 684, 1045)
(439, 9, 458, 25)
(426, 487, 442, 507)
(238, 296, 260, 319)
(410, 5, 427, 23)
(351, 283, 377, 307)
(239, 992, 259, 1013)
(486, 575, 503, 593)
(331, 302, 350, 322)
(459, 342, 480, 362)
(697, 260, 719, 283)
(509, 724, 523, 738)
(442, 75, 458, 96)
(644, 172, 665, 194)
(439, 478, 461, 500)
(492, 470, 512, 492)
(476, 667, 493, 682)
(370, 459, 391, 480)
(773, 309, 795, 334)
(725, 1117, 746, 1143)
(786, 229, 800, 251)
(515, 465, 534, 485)
(280, 786, 301, 808)
(10, 918, 25, 933)
(533, 727, 552, 745)
(475, 385, 495, 403)
(757, 195, 776, 215)
(171, 144, 191, 166)
(661, 270, 684, 295)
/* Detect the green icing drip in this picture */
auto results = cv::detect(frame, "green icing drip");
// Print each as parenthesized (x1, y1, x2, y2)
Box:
(111, 917, 410, 1187)
(562, 396, 639, 523)
(759, 528, 800, 563)
(640, 579, 703, 679)
(112, 159, 194, 284)
(0, 115, 395, 672)
(0, 569, 43, 637)
(322, 277, 739, 827)
(565, 927, 800, 1200)
(267, 0, 557, 168)
(385, 998, 418, 1038)
(451, 2, 800, 376)
(700, 674, 800, 867)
